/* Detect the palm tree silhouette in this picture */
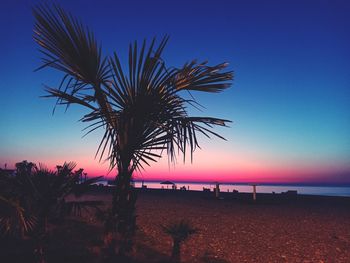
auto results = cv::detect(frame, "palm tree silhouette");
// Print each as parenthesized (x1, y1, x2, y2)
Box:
(0, 161, 102, 262)
(162, 220, 198, 262)
(33, 4, 233, 256)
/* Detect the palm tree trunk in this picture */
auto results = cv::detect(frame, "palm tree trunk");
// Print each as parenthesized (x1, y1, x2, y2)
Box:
(111, 161, 137, 256)
(171, 240, 181, 262)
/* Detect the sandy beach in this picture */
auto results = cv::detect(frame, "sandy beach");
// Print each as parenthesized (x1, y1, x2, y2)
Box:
(74, 188, 350, 263)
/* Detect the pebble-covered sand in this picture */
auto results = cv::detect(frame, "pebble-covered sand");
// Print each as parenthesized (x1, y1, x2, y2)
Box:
(135, 190, 350, 262)
(80, 189, 350, 262)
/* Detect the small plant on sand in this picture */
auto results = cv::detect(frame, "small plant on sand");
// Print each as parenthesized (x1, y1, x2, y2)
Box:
(162, 220, 198, 262)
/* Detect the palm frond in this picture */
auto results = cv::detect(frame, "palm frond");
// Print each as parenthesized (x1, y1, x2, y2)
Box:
(0, 196, 37, 237)
(43, 85, 97, 111)
(173, 61, 233, 93)
(33, 4, 109, 85)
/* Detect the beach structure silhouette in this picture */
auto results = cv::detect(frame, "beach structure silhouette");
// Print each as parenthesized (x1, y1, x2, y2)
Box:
(32, 4, 232, 256)
(160, 180, 175, 189)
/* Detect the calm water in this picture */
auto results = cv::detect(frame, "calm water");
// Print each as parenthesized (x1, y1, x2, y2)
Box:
(100, 180, 350, 197)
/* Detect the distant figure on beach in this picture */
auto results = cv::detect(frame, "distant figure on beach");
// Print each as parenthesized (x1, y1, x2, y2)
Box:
(250, 184, 257, 201)
(215, 182, 220, 198)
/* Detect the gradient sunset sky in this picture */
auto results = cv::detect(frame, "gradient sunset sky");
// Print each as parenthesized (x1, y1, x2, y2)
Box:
(0, 0, 349, 184)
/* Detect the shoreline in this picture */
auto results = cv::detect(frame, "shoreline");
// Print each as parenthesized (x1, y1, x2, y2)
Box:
(135, 180, 350, 187)
(99, 178, 350, 187)
(88, 184, 350, 200)
(97, 180, 350, 197)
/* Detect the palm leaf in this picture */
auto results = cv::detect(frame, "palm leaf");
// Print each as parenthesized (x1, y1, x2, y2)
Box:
(173, 61, 233, 93)
(33, 4, 109, 85)
(0, 196, 37, 237)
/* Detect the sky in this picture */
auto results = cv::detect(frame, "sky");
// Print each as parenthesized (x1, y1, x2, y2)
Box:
(0, 0, 349, 185)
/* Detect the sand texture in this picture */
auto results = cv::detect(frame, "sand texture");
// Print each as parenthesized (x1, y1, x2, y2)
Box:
(81, 189, 350, 263)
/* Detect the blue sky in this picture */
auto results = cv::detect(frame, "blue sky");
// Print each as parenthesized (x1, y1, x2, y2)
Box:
(0, 0, 349, 184)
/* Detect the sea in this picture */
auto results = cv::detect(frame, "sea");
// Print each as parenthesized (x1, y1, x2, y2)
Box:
(98, 180, 350, 197)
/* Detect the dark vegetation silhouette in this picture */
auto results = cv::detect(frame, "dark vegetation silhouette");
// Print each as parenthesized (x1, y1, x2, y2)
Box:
(0, 160, 102, 262)
(162, 220, 198, 262)
(32, 4, 232, 257)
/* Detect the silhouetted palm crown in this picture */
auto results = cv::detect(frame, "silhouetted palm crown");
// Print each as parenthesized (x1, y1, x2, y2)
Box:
(33, 5, 233, 174)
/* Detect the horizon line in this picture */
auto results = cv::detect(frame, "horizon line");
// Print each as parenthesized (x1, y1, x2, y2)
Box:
(98, 178, 350, 187)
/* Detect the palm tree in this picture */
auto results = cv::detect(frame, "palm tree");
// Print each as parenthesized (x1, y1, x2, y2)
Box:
(11, 161, 102, 230)
(32, 4, 233, 256)
(0, 161, 102, 262)
(162, 220, 198, 262)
